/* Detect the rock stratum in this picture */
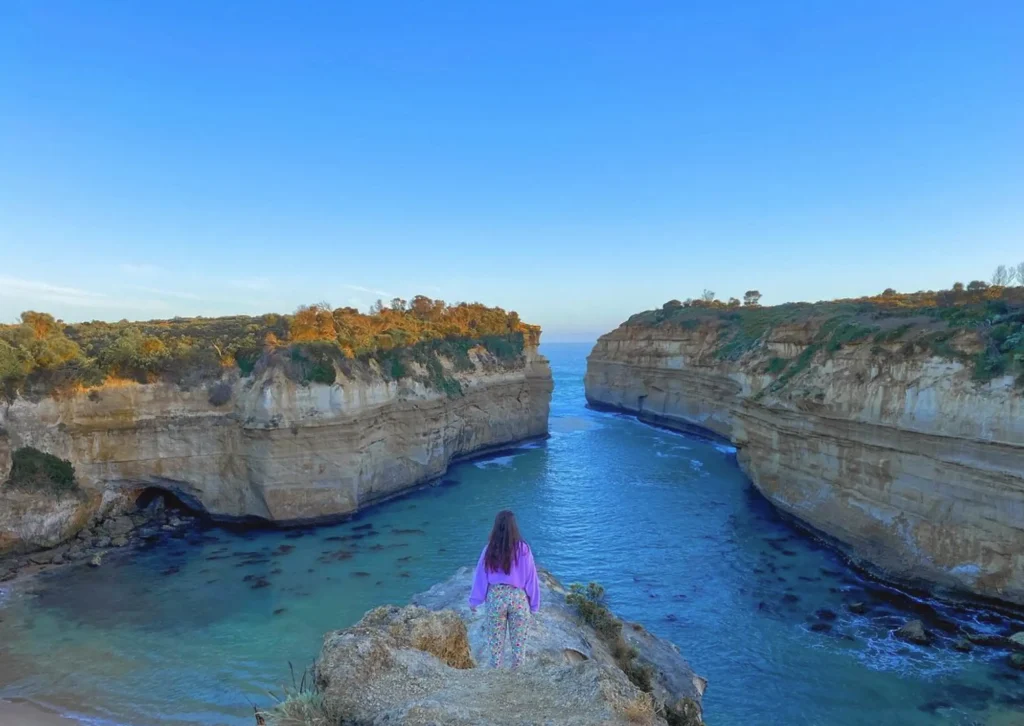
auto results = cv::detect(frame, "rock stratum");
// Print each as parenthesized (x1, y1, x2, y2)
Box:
(296, 567, 705, 725)
(585, 308, 1024, 607)
(0, 342, 551, 553)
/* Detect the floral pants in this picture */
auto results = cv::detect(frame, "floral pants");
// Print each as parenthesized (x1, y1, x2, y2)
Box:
(485, 584, 530, 668)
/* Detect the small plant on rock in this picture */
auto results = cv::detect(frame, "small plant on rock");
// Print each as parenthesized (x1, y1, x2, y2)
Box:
(566, 582, 655, 694)
(257, 663, 340, 726)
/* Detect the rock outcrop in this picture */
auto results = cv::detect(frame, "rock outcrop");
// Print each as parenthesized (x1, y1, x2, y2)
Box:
(0, 343, 551, 538)
(0, 487, 94, 555)
(585, 320, 1024, 607)
(303, 568, 705, 725)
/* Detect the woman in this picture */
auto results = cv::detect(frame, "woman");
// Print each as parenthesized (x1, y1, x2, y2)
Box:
(468, 510, 540, 669)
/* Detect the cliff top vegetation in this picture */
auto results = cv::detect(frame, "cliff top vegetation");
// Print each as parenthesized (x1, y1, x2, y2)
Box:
(624, 266, 1024, 386)
(0, 297, 539, 399)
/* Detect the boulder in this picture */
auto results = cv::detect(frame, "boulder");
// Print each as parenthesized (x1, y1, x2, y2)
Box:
(1010, 653, 1024, 671)
(89, 553, 104, 568)
(895, 620, 933, 645)
(111, 536, 129, 548)
(301, 568, 706, 726)
(1009, 632, 1024, 650)
(953, 638, 973, 653)
(0, 488, 95, 555)
(100, 515, 136, 538)
(847, 602, 868, 615)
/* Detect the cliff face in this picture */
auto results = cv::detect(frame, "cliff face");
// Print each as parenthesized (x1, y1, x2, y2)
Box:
(585, 322, 1024, 607)
(298, 568, 705, 726)
(0, 344, 551, 531)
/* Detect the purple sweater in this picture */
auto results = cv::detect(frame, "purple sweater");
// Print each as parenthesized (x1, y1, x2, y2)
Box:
(468, 541, 541, 613)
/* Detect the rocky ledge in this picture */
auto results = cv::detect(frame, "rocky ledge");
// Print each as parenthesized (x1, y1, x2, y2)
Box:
(271, 568, 706, 726)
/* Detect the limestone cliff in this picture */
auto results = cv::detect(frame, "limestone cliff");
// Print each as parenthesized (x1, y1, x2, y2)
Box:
(290, 568, 705, 725)
(585, 316, 1024, 607)
(0, 342, 551, 542)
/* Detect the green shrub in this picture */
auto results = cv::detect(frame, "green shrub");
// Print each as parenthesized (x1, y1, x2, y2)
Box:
(288, 343, 338, 386)
(765, 357, 789, 374)
(0, 299, 537, 398)
(873, 324, 913, 343)
(566, 582, 655, 694)
(6, 447, 78, 494)
(207, 382, 233, 407)
(567, 582, 622, 642)
(627, 284, 1024, 386)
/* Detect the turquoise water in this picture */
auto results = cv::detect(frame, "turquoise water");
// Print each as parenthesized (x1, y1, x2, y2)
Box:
(1, 343, 1022, 726)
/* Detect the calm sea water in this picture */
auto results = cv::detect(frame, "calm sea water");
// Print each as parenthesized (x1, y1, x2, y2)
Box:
(1, 343, 1022, 726)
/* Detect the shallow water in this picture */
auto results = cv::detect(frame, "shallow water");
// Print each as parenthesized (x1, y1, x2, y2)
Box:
(1, 343, 1022, 726)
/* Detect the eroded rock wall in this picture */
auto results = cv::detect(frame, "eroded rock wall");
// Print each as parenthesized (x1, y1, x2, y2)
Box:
(585, 324, 1024, 606)
(0, 345, 551, 531)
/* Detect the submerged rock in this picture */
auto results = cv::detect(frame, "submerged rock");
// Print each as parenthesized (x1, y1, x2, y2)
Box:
(896, 620, 933, 645)
(298, 567, 706, 726)
(966, 632, 1009, 647)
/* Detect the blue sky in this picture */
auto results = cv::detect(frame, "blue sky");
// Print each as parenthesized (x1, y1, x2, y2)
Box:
(1, 1, 1022, 341)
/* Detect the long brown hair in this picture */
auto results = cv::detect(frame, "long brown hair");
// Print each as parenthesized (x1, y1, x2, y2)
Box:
(485, 510, 524, 574)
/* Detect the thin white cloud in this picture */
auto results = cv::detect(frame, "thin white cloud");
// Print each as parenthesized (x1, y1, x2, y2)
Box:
(126, 285, 206, 301)
(119, 263, 162, 275)
(341, 283, 393, 298)
(0, 276, 109, 306)
(0, 276, 173, 313)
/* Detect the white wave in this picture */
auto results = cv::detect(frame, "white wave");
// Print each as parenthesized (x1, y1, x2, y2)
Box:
(474, 455, 518, 469)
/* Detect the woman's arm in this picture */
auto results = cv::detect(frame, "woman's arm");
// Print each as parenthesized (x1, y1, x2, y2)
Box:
(468, 547, 489, 609)
(523, 546, 541, 613)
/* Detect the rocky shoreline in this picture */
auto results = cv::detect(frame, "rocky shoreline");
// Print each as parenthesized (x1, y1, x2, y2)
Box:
(0, 492, 200, 584)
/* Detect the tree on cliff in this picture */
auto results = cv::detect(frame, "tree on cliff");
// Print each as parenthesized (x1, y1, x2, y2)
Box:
(727, 297, 741, 307)
(743, 290, 762, 306)
(992, 265, 1014, 287)
(0, 295, 536, 398)
(700, 289, 716, 303)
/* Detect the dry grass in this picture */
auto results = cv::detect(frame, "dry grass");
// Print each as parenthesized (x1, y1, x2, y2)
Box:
(258, 664, 341, 726)
(616, 692, 657, 725)
(377, 607, 474, 670)
(408, 614, 474, 669)
(258, 690, 339, 726)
